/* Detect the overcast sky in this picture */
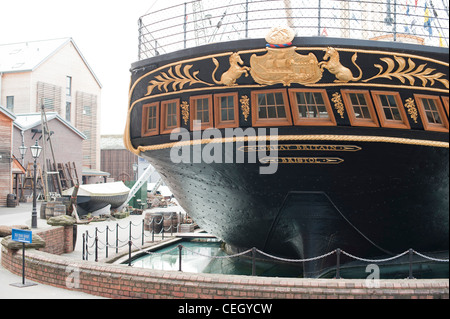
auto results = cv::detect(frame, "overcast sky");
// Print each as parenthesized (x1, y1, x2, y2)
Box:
(0, 0, 169, 135)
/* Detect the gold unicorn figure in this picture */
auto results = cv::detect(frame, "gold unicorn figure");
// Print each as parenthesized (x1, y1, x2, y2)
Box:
(318, 47, 363, 83)
(212, 52, 250, 86)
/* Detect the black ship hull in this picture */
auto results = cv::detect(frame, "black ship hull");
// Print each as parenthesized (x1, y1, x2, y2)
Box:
(141, 128, 448, 277)
(125, 35, 449, 277)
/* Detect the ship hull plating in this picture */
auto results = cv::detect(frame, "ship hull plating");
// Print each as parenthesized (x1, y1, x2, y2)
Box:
(140, 134, 448, 277)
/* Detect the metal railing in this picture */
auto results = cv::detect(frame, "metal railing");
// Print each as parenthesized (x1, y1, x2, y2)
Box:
(82, 213, 183, 261)
(138, 0, 449, 60)
(82, 217, 449, 279)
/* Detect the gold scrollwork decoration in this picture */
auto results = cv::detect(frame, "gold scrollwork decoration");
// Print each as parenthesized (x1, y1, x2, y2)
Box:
(363, 56, 449, 89)
(240, 95, 250, 121)
(145, 64, 213, 96)
(331, 92, 345, 119)
(181, 101, 189, 125)
(404, 97, 418, 123)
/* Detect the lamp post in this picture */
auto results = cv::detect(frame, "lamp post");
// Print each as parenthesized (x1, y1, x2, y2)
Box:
(30, 140, 42, 229)
(18, 142, 27, 165)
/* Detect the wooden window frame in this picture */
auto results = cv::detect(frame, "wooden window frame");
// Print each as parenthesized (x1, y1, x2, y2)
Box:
(288, 88, 336, 126)
(160, 99, 180, 134)
(414, 94, 449, 132)
(251, 89, 292, 127)
(190, 94, 213, 131)
(441, 96, 449, 117)
(142, 102, 160, 137)
(214, 92, 239, 129)
(341, 89, 379, 127)
(371, 91, 410, 129)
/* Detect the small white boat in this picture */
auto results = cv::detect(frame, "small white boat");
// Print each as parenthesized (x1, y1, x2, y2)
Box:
(63, 182, 130, 215)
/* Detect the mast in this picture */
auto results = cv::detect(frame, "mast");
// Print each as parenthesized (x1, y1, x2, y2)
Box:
(340, 0, 350, 38)
(283, 0, 295, 29)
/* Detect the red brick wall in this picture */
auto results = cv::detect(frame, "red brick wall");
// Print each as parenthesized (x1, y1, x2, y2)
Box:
(1, 236, 448, 299)
(0, 112, 13, 207)
(36, 226, 74, 255)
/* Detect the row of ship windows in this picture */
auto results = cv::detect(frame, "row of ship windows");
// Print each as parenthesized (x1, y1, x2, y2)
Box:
(141, 89, 450, 136)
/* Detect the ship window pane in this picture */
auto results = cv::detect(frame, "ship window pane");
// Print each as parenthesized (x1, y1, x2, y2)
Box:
(392, 108, 401, 121)
(195, 98, 210, 123)
(415, 95, 448, 132)
(160, 99, 180, 134)
(191, 95, 213, 130)
(289, 89, 336, 126)
(295, 92, 329, 119)
(251, 89, 292, 127)
(256, 92, 287, 119)
(341, 90, 379, 127)
(218, 95, 235, 121)
(259, 106, 267, 118)
(142, 102, 159, 136)
(362, 107, 371, 118)
(277, 106, 286, 118)
(384, 108, 393, 120)
(275, 92, 284, 105)
(266, 93, 275, 106)
(380, 95, 388, 106)
(371, 91, 410, 129)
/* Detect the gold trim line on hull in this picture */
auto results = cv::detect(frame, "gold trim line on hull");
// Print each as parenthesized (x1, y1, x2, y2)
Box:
(126, 135, 449, 155)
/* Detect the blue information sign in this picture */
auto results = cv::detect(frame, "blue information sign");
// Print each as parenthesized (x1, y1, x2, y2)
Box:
(11, 229, 33, 244)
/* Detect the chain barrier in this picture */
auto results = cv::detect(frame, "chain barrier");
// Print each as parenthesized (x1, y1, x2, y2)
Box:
(82, 213, 449, 279)
(81, 215, 448, 278)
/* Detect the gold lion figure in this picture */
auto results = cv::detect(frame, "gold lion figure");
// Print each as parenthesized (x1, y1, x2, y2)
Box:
(319, 47, 363, 83)
(212, 52, 250, 86)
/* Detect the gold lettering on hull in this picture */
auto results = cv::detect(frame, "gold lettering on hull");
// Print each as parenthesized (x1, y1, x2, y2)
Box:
(260, 157, 344, 164)
(250, 47, 323, 86)
(239, 144, 362, 152)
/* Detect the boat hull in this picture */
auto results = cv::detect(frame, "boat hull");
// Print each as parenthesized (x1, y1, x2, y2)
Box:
(126, 36, 449, 277)
(140, 131, 448, 277)
(62, 182, 130, 216)
(73, 194, 130, 216)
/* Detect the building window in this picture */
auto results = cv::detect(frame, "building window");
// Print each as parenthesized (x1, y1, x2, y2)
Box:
(160, 99, 180, 134)
(43, 97, 54, 110)
(190, 95, 213, 130)
(66, 102, 71, 122)
(82, 105, 91, 115)
(371, 91, 410, 129)
(251, 89, 292, 127)
(66, 76, 72, 97)
(288, 89, 336, 126)
(414, 94, 449, 132)
(341, 89, 379, 127)
(214, 93, 239, 128)
(6, 96, 14, 112)
(142, 102, 159, 136)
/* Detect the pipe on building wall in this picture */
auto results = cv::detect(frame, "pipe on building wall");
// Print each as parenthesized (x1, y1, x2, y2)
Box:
(0, 72, 3, 105)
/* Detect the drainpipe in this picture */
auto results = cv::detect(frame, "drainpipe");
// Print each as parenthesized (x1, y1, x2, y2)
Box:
(0, 72, 3, 105)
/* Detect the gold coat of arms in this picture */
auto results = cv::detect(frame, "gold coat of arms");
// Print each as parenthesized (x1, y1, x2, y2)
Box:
(250, 47, 323, 86)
